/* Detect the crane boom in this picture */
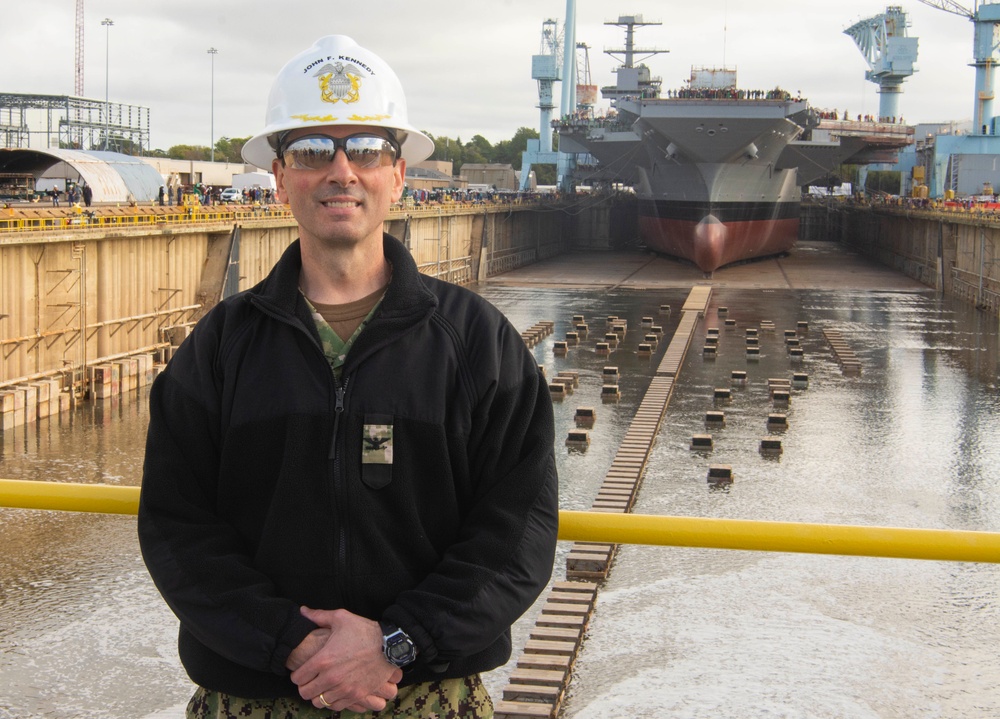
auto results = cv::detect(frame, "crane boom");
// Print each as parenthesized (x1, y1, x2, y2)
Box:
(915, 0, 974, 18)
(844, 6, 918, 121)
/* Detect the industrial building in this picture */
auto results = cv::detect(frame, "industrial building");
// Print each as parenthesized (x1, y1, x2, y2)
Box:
(888, 2, 1000, 199)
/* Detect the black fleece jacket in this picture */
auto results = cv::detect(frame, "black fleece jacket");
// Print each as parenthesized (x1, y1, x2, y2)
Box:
(138, 235, 558, 697)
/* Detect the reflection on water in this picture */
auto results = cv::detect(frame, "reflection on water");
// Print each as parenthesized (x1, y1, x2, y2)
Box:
(0, 391, 190, 719)
(561, 289, 1000, 719)
(1, 286, 999, 718)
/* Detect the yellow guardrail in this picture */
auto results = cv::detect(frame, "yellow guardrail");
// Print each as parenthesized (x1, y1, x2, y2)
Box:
(0, 206, 297, 233)
(0, 479, 140, 515)
(558, 510, 1000, 564)
(0, 200, 545, 234)
(2, 479, 999, 563)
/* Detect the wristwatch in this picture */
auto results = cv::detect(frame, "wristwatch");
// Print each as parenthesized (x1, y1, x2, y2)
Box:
(380, 621, 418, 667)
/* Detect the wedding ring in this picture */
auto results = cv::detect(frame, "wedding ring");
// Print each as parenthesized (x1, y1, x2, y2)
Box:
(318, 692, 332, 708)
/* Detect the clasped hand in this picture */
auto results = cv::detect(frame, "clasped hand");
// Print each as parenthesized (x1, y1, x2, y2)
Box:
(287, 606, 403, 713)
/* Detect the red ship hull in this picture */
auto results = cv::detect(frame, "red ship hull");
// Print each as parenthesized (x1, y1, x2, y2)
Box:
(638, 200, 799, 273)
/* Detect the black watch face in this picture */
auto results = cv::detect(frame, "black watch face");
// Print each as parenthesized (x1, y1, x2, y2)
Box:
(387, 640, 412, 661)
(384, 629, 416, 666)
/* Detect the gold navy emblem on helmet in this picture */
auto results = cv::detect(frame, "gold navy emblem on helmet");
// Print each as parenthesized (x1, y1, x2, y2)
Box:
(313, 61, 361, 104)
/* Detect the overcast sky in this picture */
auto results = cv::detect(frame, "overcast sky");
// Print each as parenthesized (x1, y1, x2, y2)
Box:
(2, 1, 979, 152)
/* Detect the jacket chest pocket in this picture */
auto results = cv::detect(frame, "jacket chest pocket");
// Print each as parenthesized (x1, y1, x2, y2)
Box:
(361, 414, 393, 489)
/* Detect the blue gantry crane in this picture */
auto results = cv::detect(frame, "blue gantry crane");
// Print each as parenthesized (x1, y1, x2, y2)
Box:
(520, 18, 563, 191)
(520, 1, 580, 192)
(532, 19, 562, 156)
(844, 6, 919, 122)
(917, 0, 1000, 134)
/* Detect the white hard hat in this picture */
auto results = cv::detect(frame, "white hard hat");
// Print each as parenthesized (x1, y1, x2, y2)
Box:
(242, 35, 434, 169)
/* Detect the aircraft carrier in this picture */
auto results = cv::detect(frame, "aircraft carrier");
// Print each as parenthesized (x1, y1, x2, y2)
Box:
(557, 17, 912, 273)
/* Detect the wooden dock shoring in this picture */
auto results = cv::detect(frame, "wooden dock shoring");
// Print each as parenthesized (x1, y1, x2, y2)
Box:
(494, 289, 704, 719)
(495, 581, 599, 719)
(681, 285, 713, 315)
(655, 311, 701, 378)
(822, 328, 862, 375)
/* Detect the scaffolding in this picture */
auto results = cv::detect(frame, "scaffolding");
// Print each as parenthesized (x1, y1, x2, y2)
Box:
(0, 92, 150, 154)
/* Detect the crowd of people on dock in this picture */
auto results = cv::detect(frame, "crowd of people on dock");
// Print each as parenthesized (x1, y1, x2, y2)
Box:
(814, 109, 907, 124)
(159, 184, 277, 206)
(821, 192, 1000, 217)
(404, 187, 551, 206)
(42, 183, 94, 207)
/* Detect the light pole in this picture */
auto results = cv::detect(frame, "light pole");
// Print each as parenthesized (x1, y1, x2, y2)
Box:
(208, 48, 218, 162)
(101, 17, 113, 151)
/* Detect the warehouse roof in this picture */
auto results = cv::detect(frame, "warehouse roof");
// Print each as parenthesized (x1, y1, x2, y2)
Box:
(0, 148, 165, 203)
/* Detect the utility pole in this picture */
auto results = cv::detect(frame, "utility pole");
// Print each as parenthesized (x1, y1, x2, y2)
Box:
(208, 47, 218, 161)
(101, 17, 113, 150)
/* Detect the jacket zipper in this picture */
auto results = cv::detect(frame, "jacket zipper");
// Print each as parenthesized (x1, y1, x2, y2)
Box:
(330, 375, 349, 597)
(249, 295, 351, 603)
(328, 377, 348, 460)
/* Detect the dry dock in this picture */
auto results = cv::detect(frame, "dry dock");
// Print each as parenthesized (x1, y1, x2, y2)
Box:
(2, 236, 999, 718)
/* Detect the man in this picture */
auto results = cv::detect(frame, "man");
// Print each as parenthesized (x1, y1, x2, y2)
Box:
(138, 35, 558, 719)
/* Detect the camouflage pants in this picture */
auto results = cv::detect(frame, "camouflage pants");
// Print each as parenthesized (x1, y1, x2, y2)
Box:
(186, 675, 494, 719)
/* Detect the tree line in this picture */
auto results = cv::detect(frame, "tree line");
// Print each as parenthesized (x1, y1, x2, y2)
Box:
(146, 128, 558, 185)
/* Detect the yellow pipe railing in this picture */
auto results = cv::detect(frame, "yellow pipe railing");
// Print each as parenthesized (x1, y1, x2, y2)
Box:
(0, 479, 139, 515)
(2, 479, 999, 563)
(0, 200, 533, 234)
(558, 510, 1000, 564)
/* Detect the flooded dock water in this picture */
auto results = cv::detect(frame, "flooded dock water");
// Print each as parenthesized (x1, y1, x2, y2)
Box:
(2, 242, 999, 718)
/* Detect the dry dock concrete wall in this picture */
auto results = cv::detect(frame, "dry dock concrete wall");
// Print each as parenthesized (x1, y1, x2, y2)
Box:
(801, 201, 1000, 314)
(0, 201, 582, 398)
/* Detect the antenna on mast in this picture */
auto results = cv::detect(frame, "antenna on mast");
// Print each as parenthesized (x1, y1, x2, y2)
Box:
(723, 2, 728, 69)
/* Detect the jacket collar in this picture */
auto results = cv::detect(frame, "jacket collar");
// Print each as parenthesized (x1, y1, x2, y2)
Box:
(249, 234, 439, 350)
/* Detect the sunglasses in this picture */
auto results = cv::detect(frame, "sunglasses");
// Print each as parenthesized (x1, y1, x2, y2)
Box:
(278, 133, 400, 170)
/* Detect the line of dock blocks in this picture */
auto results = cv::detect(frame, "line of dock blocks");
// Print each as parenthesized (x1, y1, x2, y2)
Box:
(522, 321, 555, 348)
(693, 372, 809, 485)
(532, 308, 670, 453)
(704, 313, 862, 377)
(534, 306, 672, 462)
(551, 367, 622, 450)
(702, 308, 809, 363)
(550, 312, 666, 358)
(0, 352, 167, 433)
(823, 328, 862, 375)
(549, 366, 620, 402)
(542, 311, 672, 457)
(88, 354, 165, 400)
(0, 377, 69, 431)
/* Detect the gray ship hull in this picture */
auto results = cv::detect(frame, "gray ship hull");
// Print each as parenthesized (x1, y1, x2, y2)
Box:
(628, 97, 807, 271)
